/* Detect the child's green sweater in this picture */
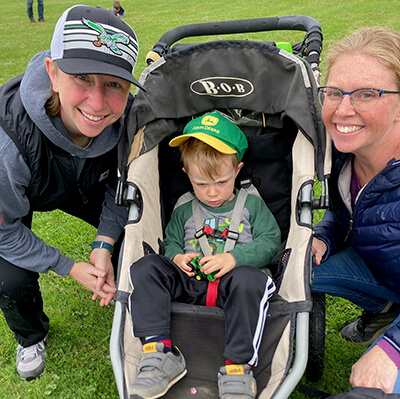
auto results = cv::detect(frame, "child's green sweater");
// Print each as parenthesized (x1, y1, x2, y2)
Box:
(164, 190, 281, 269)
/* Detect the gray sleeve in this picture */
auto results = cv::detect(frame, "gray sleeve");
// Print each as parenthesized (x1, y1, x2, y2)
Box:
(0, 131, 74, 276)
(96, 181, 128, 241)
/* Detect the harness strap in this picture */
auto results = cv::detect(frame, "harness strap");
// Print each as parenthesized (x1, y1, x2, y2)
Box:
(174, 191, 196, 212)
(192, 199, 212, 257)
(223, 188, 248, 252)
(206, 280, 220, 306)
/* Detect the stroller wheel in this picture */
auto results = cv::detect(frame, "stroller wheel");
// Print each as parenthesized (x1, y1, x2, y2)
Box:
(307, 292, 326, 382)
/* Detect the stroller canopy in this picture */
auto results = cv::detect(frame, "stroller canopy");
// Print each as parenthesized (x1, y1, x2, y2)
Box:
(121, 38, 326, 180)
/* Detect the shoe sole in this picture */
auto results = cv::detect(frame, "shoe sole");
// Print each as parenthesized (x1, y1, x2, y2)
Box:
(23, 374, 43, 381)
(17, 367, 45, 381)
(130, 368, 187, 399)
(340, 324, 391, 347)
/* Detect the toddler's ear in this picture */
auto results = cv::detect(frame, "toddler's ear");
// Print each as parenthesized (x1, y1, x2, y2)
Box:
(235, 162, 244, 177)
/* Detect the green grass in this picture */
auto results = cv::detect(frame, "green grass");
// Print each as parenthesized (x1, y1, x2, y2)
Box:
(0, 0, 398, 397)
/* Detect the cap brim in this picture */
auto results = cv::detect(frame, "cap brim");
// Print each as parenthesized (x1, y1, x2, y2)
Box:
(56, 58, 145, 91)
(169, 133, 237, 155)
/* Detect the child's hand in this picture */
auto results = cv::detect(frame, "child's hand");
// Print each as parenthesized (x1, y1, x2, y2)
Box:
(200, 253, 236, 279)
(173, 253, 198, 277)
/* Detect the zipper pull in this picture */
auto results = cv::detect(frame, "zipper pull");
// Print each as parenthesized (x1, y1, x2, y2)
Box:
(344, 219, 353, 242)
(78, 186, 89, 205)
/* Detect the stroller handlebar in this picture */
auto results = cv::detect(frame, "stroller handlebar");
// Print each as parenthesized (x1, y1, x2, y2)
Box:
(150, 15, 323, 67)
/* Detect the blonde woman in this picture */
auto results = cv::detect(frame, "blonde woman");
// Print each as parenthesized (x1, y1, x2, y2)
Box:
(312, 27, 400, 393)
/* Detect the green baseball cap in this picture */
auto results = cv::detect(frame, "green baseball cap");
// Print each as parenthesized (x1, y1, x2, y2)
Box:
(169, 112, 248, 161)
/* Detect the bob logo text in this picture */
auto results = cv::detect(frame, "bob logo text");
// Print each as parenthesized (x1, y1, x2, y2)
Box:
(190, 77, 254, 97)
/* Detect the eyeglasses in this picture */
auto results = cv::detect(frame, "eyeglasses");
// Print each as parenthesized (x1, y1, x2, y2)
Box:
(317, 86, 400, 111)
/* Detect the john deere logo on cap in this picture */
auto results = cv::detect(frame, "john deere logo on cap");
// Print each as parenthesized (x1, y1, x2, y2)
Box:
(82, 17, 129, 56)
(201, 115, 219, 126)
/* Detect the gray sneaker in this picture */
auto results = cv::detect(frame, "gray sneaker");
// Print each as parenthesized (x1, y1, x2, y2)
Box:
(129, 342, 187, 399)
(340, 304, 400, 346)
(16, 336, 47, 380)
(218, 364, 256, 399)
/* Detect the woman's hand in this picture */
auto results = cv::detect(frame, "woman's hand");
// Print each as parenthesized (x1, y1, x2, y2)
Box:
(312, 237, 327, 265)
(90, 247, 115, 291)
(350, 345, 397, 393)
(88, 236, 116, 305)
(67, 262, 116, 306)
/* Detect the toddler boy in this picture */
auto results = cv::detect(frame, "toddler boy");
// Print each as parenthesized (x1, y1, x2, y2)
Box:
(128, 112, 281, 399)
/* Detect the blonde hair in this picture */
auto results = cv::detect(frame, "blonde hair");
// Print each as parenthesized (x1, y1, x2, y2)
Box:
(45, 61, 61, 116)
(325, 27, 400, 89)
(45, 92, 60, 116)
(179, 138, 239, 179)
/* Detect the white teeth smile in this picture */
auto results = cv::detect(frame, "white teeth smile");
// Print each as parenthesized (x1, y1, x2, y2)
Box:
(81, 110, 104, 121)
(336, 125, 362, 133)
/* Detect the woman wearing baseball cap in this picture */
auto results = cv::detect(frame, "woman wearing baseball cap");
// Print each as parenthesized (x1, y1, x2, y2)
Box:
(0, 5, 142, 380)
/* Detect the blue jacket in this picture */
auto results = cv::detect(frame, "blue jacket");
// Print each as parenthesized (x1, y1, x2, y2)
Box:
(314, 147, 400, 349)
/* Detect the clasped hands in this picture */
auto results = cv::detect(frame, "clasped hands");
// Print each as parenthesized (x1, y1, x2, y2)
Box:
(68, 246, 116, 307)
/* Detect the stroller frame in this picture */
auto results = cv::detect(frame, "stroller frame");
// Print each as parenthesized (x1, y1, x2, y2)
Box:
(111, 15, 329, 399)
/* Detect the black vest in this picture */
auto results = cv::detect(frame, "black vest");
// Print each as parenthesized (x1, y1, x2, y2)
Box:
(0, 74, 118, 212)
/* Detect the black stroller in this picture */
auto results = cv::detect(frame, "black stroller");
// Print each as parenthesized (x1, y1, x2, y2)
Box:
(111, 15, 330, 399)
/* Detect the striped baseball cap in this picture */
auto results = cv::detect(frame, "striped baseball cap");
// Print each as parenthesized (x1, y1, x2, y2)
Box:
(50, 5, 144, 89)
